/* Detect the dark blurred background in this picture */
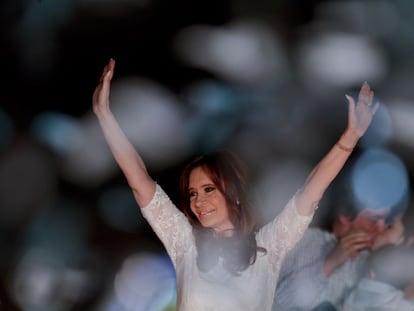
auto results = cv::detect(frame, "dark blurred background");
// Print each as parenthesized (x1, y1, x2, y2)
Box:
(1, 0, 414, 310)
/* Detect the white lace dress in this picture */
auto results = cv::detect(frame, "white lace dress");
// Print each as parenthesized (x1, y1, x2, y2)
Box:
(141, 184, 313, 311)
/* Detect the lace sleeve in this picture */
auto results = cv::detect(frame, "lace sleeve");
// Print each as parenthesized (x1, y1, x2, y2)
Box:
(141, 184, 193, 266)
(257, 194, 314, 270)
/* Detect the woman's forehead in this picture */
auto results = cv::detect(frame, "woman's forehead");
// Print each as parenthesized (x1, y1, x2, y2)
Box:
(189, 167, 213, 185)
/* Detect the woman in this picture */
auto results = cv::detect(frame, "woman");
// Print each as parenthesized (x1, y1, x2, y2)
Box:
(92, 58, 379, 310)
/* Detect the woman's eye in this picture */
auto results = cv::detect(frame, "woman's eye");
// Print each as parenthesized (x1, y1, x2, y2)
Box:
(189, 191, 196, 198)
(205, 186, 215, 193)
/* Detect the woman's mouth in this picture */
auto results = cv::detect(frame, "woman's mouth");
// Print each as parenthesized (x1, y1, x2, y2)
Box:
(199, 210, 215, 218)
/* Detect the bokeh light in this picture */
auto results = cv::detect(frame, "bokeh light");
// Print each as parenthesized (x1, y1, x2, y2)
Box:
(297, 32, 387, 94)
(390, 99, 414, 150)
(31, 111, 83, 155)
(252, 159, 310, 225)
(174, 21, 288, 86)
(350, 148, 409, 219)
(315, 0, 400, 39)
(184, 80, 243, 152)
(359, 103, 393, 149)
(113, 253, 176, 311)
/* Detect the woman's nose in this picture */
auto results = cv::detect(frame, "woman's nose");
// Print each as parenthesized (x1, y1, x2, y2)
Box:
(194, 194, 206, 206)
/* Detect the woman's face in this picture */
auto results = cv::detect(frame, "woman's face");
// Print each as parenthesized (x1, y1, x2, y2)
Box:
(188, 166, 234, 233)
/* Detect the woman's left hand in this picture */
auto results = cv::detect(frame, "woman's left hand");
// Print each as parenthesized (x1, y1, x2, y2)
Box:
(345, 82, 380, 138)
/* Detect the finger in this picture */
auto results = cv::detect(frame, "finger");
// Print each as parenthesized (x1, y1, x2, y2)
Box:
(100, 65, 107, 77)
(346, 236, 373, 245)
(343, 230, 372, 239)
(104, 59, 115, 82)
(343, 238, 373, 250)
(106, 68, 113, 81)
(358, 82, 370, 103)
(347, 241, 372, 253)
(371, 101, 380, 115)
(108, 58, 115, 71)
(99, 59, 115, 81)
(100, 70, 113, 95)
(358, 82, 370, 100)
(345, 94, 356, 116)
(343, 241, 372, 252)
(99, 65, 108, 83)
(369, 90, 374, 103)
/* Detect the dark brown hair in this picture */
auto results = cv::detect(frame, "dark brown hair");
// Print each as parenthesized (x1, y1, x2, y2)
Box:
(179, 150, 264, 274)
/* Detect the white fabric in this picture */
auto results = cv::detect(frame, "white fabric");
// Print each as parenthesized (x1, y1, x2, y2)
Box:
(142, 184, 313, 311)
(343, 278, 414, 311)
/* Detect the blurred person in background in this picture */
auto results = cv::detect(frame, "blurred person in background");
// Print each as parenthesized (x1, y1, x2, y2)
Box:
(92, 58, 378, 311)
(342, 244, 414, 311)
(273, 200, 405, 311)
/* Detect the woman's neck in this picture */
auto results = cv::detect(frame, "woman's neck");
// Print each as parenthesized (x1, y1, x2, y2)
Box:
(214, 228, 235, 237)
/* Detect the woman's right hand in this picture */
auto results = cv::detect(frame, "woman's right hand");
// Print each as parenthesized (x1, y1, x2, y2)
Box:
(92, 58, 115, 116)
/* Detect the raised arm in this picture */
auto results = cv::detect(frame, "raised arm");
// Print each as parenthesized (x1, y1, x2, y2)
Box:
(296, 82, 380, 216)
(92, 59, 156, 207)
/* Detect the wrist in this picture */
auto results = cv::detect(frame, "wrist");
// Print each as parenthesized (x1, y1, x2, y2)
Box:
(337, 131, 359, 151)
(94, 106, 111, 119)
(343, 128, 361, 142)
